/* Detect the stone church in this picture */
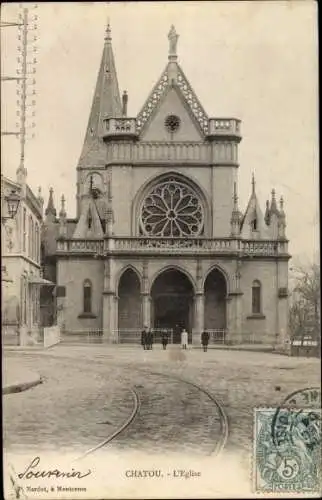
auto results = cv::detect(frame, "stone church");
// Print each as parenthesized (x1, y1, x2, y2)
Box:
(41, 25, 290, 345)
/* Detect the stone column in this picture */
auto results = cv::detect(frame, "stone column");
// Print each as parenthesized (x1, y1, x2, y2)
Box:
(102, 257, 116, 342)
(193, 291, 204, 345)
(142, 293, 151, 328)
(226, 261, 243, 344)
(276, 260, 290, 352)
(113, 295, 119, 343)
(102, 292, 116, 343)
(193, 259, 204, 345)
(56, 296, 65, 330)
(226, 292, 243, 344)
(141, 259, 151, 328)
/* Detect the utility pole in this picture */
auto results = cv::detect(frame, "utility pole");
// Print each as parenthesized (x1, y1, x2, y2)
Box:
(1, 4, 38, 173)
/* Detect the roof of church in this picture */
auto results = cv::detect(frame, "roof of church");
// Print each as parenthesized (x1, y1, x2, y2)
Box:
(45, 187, 56, 216)
(77, 23, 122, 169)
(72, 195, 104, 238)
(136, 26, 209, 136)
(240, 174, 270, 239)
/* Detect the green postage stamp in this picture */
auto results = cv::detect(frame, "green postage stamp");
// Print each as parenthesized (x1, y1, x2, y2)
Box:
(253, 407, 321, 493)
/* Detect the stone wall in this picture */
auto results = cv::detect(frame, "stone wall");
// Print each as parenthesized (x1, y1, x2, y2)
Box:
(57, 254, 288, 344)
(239, 259, 288, 344)
(112, 165, 213, 237)
(57, 258, 104, 333)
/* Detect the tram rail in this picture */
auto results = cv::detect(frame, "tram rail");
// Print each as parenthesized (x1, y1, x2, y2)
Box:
(76, 369, 228, 460)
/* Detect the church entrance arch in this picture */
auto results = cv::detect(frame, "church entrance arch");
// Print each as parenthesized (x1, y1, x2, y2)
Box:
(118, 269, 142, 343)
(204, 268, 227, 340)
(151, 269, 194, 343)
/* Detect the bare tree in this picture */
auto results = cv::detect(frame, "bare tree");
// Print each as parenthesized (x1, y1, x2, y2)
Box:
(289, 263, 320, 342)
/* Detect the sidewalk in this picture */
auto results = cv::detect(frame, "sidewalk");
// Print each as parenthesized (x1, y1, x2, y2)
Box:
(2, 357, 42, 395)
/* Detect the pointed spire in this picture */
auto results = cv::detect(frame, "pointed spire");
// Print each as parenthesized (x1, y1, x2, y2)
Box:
(45, 187, 56, 216)
(105, 18, 111, 43)
(137, 27, 208, 135)
(37, 186, 44, 206)
(278, 195, 286, 239)
(264, 199, 271, 225)
(251, 172, 255, 195)
(230, 182, 241, 236)
(270, 188, 279, 214)
(58, 194, 67, 238)
(59, 194, 66, 218)
(240, 178, 270, 239)
(77, 20, 122, 170)
(122, 90, 128, 116)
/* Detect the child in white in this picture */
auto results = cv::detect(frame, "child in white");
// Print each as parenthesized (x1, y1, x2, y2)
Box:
(181, 329, 188, 349)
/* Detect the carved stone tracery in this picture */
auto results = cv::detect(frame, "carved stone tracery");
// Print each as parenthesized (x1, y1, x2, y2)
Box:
(139, 177, 204, 237)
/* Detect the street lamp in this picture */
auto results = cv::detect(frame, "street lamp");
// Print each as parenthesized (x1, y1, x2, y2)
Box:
(2, 190, 21, 222)
(2, 189, 20, 283)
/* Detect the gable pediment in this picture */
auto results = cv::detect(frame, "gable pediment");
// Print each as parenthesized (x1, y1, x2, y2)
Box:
(141, 86, 204, 141)
(136, 62, 209, 140)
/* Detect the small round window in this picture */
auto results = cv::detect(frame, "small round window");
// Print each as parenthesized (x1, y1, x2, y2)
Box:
(165, 114, 181, 133)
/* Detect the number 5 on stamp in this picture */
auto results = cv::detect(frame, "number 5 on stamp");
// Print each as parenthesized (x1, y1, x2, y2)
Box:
(253, 408, 321, 493)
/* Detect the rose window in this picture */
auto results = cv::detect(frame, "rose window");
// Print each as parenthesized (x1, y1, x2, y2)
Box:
(139, 178, 204, 237)
(165, 114, 181, 133)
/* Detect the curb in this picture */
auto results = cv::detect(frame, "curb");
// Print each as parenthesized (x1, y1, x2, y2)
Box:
(190, 346, 274, 353)
(3, 376, 42, 395)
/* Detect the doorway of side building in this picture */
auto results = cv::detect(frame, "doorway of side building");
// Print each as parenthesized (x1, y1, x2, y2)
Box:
(204, 268, 227, 342)
(118, 268, 142, 343)
(151, 269, 194, 343)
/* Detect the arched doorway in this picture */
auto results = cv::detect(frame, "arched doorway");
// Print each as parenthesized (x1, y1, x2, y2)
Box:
(204, 268, 227, 340)
(151, 269, 194, 343)
(118, 269, 142, 342)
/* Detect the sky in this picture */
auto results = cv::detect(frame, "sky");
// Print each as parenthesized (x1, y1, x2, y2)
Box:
(1, 1, 319, 263)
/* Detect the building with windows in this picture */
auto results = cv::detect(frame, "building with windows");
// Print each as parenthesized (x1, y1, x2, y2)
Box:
(1, 169, 50, 345)
(42, 25, 290, 345)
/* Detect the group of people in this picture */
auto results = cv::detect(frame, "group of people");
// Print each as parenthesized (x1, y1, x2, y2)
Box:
(141, 327, 154, 350)
(141, 326, 210, 351)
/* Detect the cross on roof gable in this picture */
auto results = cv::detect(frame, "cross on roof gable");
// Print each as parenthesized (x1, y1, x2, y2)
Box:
(136, 62, 209, 136)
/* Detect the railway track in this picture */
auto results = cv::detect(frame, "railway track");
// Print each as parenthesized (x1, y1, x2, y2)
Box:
(76, 369, 228, 461)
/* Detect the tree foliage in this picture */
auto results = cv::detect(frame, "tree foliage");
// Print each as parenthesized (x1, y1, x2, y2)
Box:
(289, 263, 320, 340)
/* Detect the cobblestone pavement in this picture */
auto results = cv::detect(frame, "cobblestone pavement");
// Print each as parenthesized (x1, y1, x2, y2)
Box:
(3, 345, 320, 466)
(109, 372, 223, 456)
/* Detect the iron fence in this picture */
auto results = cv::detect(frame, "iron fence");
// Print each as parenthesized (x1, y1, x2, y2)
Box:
(115, 328, 174, 344)
(206, 329, 226, 344)
(59, 328, 278, 346)
(61, 329, 103, 344)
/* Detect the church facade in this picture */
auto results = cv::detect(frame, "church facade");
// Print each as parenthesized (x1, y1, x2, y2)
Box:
(42, 25, 290, 345)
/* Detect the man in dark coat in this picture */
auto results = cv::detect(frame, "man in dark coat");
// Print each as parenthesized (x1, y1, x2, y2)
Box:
(141, 326, 148, 350)
(147, 328, 153, 350)
(161, 330, 169, 350)
(201, 330, 210, 352)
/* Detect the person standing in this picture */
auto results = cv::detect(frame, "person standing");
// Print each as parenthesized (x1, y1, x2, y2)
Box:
(201, 330, 210, 352)
(147, 328, 153, 350)
(161, 330, 169, 350)
(141, 326, 148, 350)
(181, 328, 188, 350)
